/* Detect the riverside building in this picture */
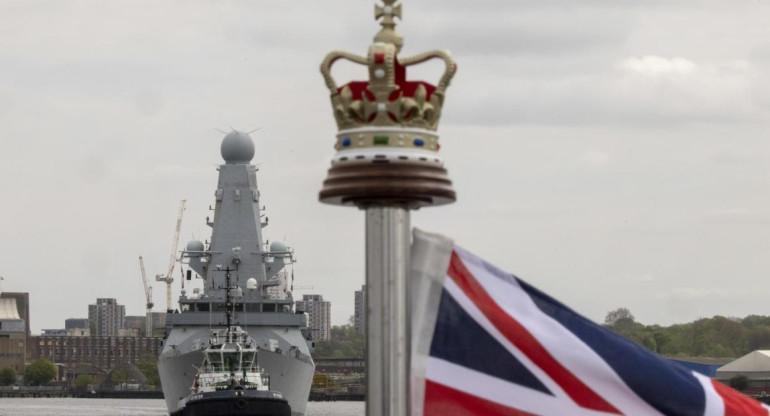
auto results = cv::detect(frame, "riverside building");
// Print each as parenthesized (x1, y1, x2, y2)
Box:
(295, 294, 331, 341)
(0, 293, 28, 375)
(354, 285, 366, 335)
(88, 298, 125, 336)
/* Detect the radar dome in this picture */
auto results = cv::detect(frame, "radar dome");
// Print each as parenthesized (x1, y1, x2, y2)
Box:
(246, 278, 258, 290)
(270, 241, 288, 257)
(221, 130, 255, 163)
(186, 240, 205, 251)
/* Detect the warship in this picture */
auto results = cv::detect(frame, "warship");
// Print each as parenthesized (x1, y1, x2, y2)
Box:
(173, 268, 291, 416)
(158, 130, 315, 416)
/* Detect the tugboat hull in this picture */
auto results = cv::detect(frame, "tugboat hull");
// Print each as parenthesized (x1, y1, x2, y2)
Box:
(173, 390, 291, 416)
(159, 326, 314, 415)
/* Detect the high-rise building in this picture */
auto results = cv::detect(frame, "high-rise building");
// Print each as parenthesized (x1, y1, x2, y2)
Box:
(354, 285, 366, 335)
(295, 294, 331, 341)
(88, 298, 125, 336)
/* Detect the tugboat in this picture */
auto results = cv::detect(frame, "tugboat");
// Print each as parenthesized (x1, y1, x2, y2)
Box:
(173, 267, 291, 416)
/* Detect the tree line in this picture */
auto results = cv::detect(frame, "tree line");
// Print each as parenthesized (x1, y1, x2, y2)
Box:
(312, 319, 364, 359)
(604, 307, 770, 358)
(0, 354, 159, 388)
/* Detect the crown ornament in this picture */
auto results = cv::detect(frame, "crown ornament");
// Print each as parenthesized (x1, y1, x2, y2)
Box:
(318, 0, 457, 208)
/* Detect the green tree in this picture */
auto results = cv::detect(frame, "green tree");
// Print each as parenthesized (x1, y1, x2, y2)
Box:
(745, 326, 770, 351)
(74, 374, 93, 391)
(0, 367, 17, 386)
(110, 367, 130, 387)
(601, 311, 770, 358)
(313, 318, 365, 359)
(26, 359, 56, 385)
(136, 355, 160, 387)
(604, 308, 635, 327)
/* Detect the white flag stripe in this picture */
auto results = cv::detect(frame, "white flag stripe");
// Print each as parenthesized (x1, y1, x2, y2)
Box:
(693, 372, 726, 416)
(426, 357, 618, 416)
(454, 246, 664, 416)
(443, 278, 573, 403)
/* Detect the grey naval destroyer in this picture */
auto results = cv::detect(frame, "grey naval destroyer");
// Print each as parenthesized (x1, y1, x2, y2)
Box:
(158, 130, 314, 416)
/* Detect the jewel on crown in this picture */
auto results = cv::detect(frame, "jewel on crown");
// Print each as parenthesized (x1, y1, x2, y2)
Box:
(320, 0, 457, 153)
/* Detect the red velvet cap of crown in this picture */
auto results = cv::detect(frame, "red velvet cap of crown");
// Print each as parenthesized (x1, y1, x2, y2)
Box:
(337, 59, 437, 122)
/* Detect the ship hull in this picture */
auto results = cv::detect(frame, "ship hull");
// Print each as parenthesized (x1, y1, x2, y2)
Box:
(172, 390, 291, 416)
(159, 326, 314, 416)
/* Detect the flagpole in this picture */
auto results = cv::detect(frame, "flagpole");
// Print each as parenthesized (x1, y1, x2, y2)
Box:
(317, 1, 457, 414)
(365, 207, 410, 415)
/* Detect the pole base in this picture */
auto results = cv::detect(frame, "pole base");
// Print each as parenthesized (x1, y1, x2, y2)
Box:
(319, 159, 455, 209)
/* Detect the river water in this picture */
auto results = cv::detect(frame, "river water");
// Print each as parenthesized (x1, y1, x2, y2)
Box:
(0, 398, 364, 415)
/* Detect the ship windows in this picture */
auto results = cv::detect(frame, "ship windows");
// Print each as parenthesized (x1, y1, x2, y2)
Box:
(207, 351, 222, 372)
(223, 352, 240, 372)
(242, 351, 255, 368)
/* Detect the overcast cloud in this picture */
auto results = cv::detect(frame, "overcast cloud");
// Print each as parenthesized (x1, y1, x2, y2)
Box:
(1, 0, 769, 332)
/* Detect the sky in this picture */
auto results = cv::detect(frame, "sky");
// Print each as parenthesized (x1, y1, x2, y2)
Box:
(1, 0, 769, 333)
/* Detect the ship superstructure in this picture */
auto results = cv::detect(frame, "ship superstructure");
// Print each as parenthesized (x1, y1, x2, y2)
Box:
(158, 131, 314, 416)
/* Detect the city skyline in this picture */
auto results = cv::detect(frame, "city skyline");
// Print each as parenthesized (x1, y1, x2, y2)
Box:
(1, 1, 770, 332)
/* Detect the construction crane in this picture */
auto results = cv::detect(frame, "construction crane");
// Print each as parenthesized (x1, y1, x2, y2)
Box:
(138, 256, 153, 337)
(156, 199, 186, 312)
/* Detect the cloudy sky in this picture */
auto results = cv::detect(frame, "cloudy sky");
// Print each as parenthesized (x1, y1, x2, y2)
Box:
(1, 0, 769, 332)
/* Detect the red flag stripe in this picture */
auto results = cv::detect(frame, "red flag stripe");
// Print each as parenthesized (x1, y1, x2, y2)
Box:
(711, 380, 768, 416)
(425, 379, 538, 416)
(447, 251, 621, 414)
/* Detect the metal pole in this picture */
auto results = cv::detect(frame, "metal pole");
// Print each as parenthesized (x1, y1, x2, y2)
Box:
(365, 207, 410, 416)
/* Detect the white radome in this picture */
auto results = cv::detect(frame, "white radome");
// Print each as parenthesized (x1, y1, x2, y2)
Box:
(221, 130, 255, 163)
(270, 241, 289, 256)
(186, 240, 205, 252)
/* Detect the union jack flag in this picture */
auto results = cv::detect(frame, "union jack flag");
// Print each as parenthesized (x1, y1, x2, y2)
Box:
(410, 229, 770, 416)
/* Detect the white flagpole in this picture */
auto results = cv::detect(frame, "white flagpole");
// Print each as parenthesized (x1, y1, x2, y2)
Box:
(366, 207, 411, 415)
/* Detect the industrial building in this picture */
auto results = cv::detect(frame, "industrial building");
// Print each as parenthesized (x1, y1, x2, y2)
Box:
(668, 357, 733, 378)
(28, 334, 163, 382)
(65, 318, 89, 330)
(0, 292, 30, 338)
(123, 312, 166, 338)
(0, 293, 28, 375)
(715, 350, 770, 396)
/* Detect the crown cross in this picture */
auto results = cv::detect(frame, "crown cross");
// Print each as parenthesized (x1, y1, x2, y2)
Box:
(375, 1, 402, 27)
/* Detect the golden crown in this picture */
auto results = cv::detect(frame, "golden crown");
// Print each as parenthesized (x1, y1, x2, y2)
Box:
(318, 0, 457, 208)
(320, 0, 457, 153)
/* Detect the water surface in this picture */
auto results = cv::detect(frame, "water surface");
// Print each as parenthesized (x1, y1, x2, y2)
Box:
(0, 398, 364, 416)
